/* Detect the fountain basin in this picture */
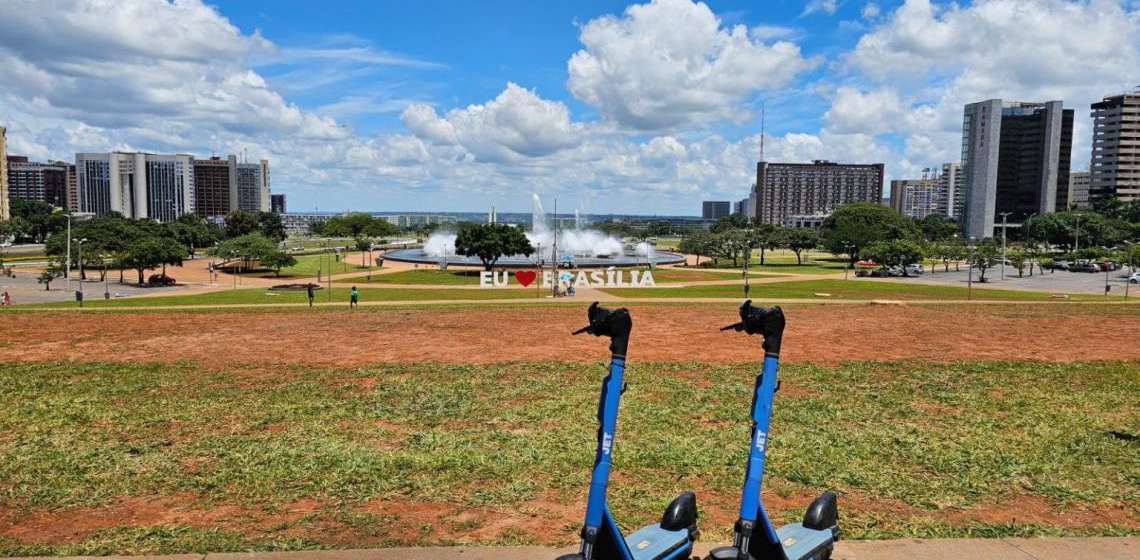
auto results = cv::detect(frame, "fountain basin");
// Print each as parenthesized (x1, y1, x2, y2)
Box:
(381, 249, 686, 268)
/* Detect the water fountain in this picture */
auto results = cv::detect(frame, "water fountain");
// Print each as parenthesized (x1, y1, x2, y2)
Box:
(381, 195, 686, 268)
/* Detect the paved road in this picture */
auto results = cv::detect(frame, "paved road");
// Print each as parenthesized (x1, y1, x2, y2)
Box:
(7, 537, 1137, 560)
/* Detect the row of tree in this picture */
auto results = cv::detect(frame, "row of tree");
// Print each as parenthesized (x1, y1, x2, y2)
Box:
(307, 213, 401, 238)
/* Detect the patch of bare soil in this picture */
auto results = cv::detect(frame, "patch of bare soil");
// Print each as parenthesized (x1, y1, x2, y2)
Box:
(2, 305, 1139, 366)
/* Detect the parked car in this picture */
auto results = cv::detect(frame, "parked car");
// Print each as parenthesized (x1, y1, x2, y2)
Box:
(147, 274, 177, 286)
(904, 263, 925, 275)
(1130, 272, 1140, 284)
(1071, 262, 1100, 273)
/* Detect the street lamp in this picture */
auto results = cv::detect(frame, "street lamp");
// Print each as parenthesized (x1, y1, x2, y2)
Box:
(1022, 213, 1037, 275)
(967, 236, 977, 301)
(74, 238, 87, 307)
(1125, 241, 1135, 301)
(999, 212, 1011, 281)
(1074, 213, 1082, 253)
(843, 242, 854, 281)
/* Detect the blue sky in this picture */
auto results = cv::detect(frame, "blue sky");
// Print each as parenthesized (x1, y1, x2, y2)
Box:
(1, 0, 1138, 215)
(225, 0, 852, 138)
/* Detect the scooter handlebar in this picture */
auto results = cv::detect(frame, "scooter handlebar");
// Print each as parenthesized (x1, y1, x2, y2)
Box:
(723, 300, 785, 357)
(572, 301, 632, 357)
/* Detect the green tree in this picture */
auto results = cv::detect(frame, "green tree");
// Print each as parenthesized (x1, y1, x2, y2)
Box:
(970, 238, 1000, 283)
(918, 214, 958, 241)
(776, 227, 820, 265)
(170, 213, 215, 258)
(646, 221, 676, 236)
(260, 251, 298, 277)
(1008, 247, 1028, 277)
(454, 223, 534, 271)
(860, 239, 924, 276)
(11, 199, 67, 242)
(209, 233, 279, 269)
(747, 224, 780, 265)
(678, 231, 716, 266)
(37, 259, 65, 291)
(122, 236, 186, 285)
(355, 236, 374, 269)
(257, 211, 286, 242)
(307, 219, 327, 236)
(592, 221, 633, 238)
(224, 209, 260, 239)
(710, 212, 750, 233)
(1024, 210, 1122, 250)
(821, 202, 917, 265)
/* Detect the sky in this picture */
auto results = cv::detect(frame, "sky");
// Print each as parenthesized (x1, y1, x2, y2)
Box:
(1, 0, 1138, 216)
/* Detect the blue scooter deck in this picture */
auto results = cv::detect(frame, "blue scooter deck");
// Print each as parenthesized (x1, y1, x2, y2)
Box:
(623, 524, 691, 560)
(776, 522, 835, 560)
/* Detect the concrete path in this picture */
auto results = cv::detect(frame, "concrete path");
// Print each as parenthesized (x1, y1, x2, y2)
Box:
(7, 538, 1137, 560)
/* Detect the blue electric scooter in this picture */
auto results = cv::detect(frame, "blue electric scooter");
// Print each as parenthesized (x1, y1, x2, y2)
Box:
(708, 301, 840, 560)
(557, 302, 700, 560)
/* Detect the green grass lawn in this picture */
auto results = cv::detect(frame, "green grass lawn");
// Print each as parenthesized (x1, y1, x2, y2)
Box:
(0, 360, 1134, 555)
(236, 252, 372, 279)
(25, 285, 539, 308)
(602, 278, 1121, 301)
(335, 267, 758, 285)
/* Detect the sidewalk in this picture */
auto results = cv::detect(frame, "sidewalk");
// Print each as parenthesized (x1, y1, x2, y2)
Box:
(9, 537, 1137, 560)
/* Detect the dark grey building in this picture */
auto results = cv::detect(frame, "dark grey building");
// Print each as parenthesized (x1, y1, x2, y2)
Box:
(271, 193, 286, 213)
(753, 160, 885, 226)
(7, 156, 70, 208)
(702, 200, 731, 220)
(960, 99, 1073, 239)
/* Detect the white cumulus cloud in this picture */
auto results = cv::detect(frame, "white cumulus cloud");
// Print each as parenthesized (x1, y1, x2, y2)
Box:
(567, 0, 819, 131)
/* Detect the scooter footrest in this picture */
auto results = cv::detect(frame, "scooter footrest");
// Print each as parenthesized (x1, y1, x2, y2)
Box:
(707, 546, 746, 560)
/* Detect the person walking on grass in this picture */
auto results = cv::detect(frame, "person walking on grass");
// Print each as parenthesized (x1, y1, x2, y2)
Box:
(306, 284, 315, 307)
(350, 285, 359, 309)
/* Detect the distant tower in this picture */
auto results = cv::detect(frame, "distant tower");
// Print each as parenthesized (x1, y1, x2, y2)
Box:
(488, 205, 497, 224)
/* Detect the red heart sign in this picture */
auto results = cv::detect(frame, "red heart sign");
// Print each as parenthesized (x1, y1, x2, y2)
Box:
(515, 270, 537, 287)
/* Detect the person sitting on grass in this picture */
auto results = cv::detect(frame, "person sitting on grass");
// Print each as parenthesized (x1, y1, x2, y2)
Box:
(350, 285, 359, 309)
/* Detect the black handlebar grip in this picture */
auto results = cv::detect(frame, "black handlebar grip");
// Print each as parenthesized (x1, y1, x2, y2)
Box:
(738, 300, 785, 357)
(574, 301, 633, 358)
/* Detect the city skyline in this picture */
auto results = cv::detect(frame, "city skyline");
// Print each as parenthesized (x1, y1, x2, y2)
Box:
(0, 0, 1138, 215)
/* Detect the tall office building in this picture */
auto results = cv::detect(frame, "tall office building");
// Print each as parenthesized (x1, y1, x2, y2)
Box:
(941, 163, 962, 219)
(1068, 170, 1091, 209)
(1089, 92, 1140, 202)
(702, 200, 731, 220)
(193, 156, 237, 219)
(75, 152, 194, 222)
(753, 160, 885, 226)
(889, 178, 942, 219)
(889, 164, 961, 220)
(271, 193, 286, 214)
(236, 159, 270, 213)
(960, 99, 1073, 239)
(62, 162, 77, 212)
(0, 125, 8, 220)
(6, 157, 69, 208)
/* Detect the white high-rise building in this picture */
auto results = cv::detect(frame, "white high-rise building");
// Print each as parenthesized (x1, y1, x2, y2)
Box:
(236, 159, 270, 213)
(1069, 171, 1091, 209)
(75, 152, 194, 222)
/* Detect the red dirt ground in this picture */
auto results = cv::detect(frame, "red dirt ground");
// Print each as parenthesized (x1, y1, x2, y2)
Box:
(2, 304, 1139, 366)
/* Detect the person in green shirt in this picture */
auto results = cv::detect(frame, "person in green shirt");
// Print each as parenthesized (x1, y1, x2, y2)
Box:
(350, 286, 359, 309)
